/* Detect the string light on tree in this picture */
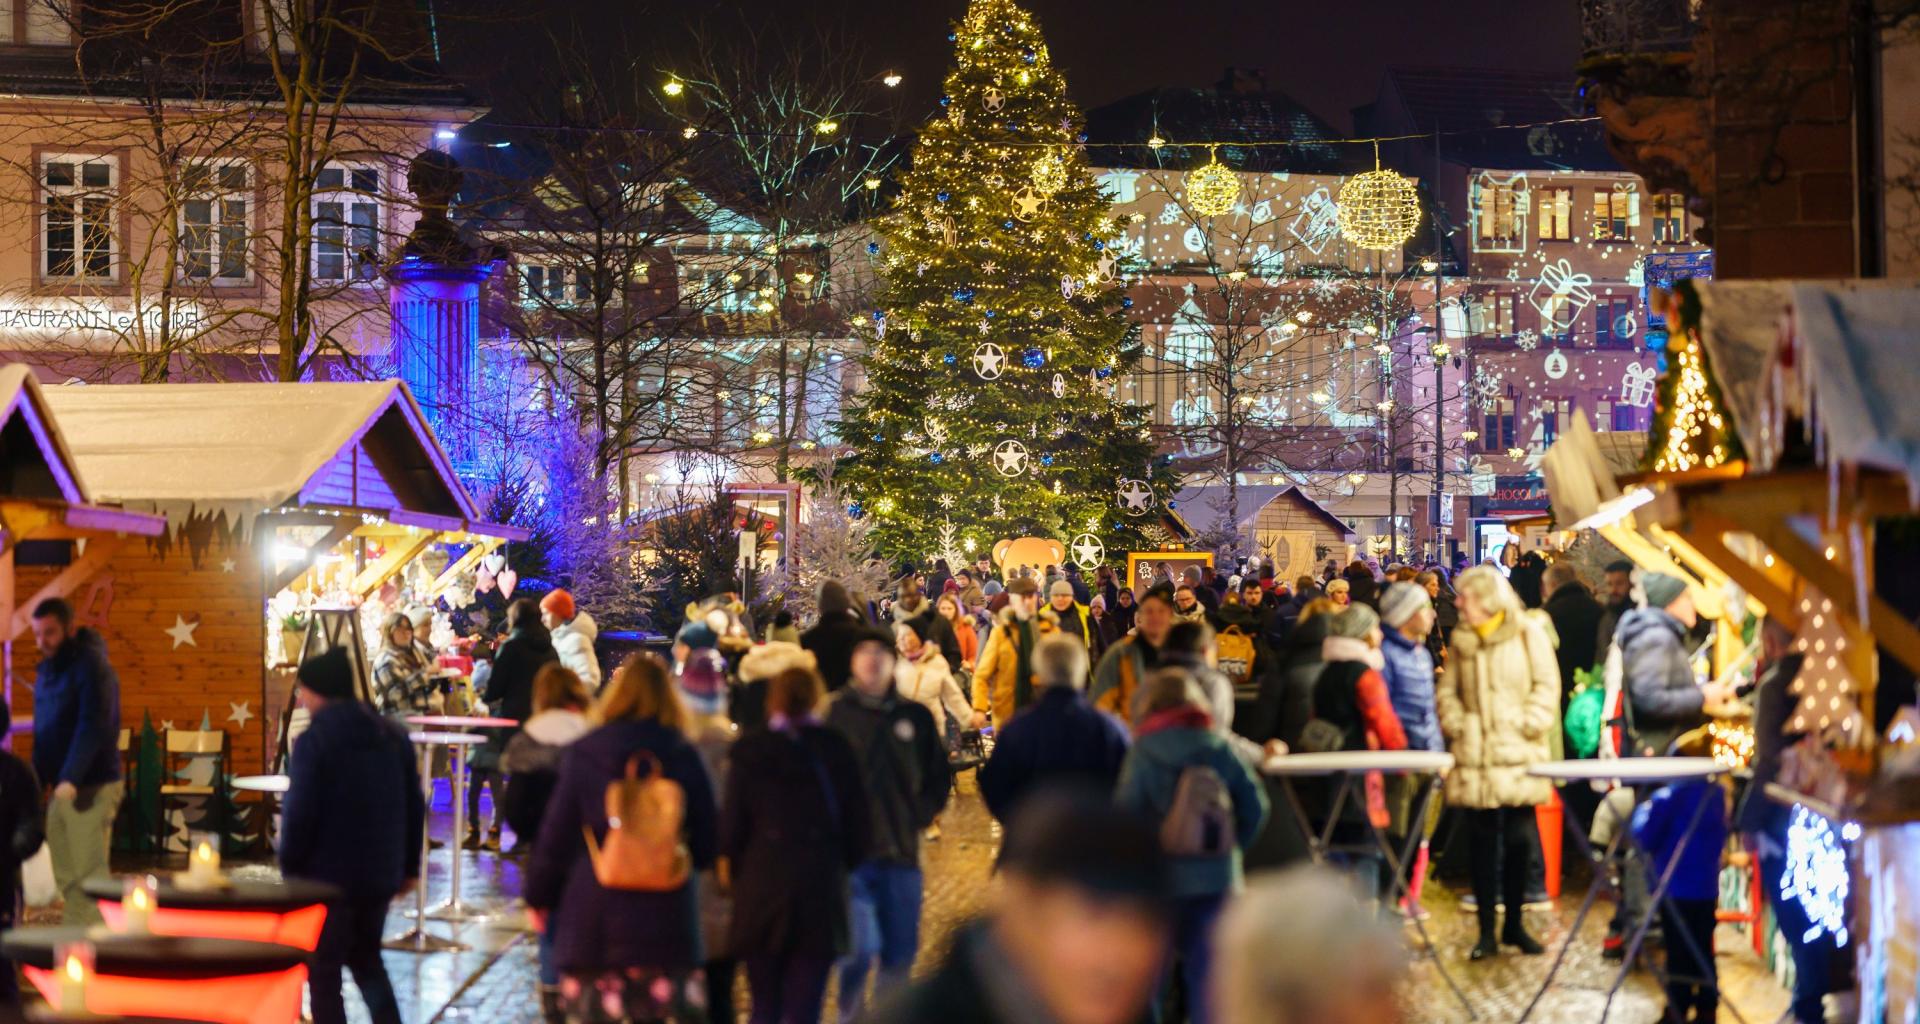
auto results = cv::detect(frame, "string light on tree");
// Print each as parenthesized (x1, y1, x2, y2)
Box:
(1650, 326, 1739, 472)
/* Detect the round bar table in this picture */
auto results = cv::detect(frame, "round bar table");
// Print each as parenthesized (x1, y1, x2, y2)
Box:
(84, 876, 338, 952)
(409, 730, 494, 923)
(1516, 757, 1738, 1024)
(1263, 750, 1472, 1019)
(230, 775, 289, 795)
(1, 927, 308, 1024)
(382, 731, 485, 953)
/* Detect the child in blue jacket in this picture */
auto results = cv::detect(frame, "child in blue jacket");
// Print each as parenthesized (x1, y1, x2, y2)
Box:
(1631, 728, 1728, 1024)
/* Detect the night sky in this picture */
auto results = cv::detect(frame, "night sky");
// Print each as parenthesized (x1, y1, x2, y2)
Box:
(447, 0, 1581, 133)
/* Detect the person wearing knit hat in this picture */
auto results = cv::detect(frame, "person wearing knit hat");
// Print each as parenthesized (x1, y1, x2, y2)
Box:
(973, 570, 1062, 731)
(674, 645, 738, 1016)
(1309, 600, 1408, 905)
(286, 645, 424, 1024)
(1326, 603, 1381, 642)
(1375, 579, 1444, 920)
(540, 589, 602, 693)
(1047, 578, 1100, 659)
(1639, 572, 1689, 613)
(676, 648, 730, 717)
(672, 620, 718, 673)
(1379, 581, 1431, 631)
(1615, 571, 1732, 758)
(1324, 577, 1352, 607)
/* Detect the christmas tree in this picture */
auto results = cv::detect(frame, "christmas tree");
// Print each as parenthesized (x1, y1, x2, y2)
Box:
(836, 0, 1169, 565)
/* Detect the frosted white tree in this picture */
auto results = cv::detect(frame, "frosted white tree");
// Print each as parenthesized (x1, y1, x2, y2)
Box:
(774, 470, 888, 627)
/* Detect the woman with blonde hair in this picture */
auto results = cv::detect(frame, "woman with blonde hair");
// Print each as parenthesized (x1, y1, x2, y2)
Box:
(1438, 566, 1560, 960)
(371, 612, 435, 714)
(527, 654, 718, 1020)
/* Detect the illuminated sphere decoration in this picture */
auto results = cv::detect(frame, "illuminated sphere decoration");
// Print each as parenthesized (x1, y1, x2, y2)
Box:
(1337, 146, 1421, 251)
(1184, 148, 1240, 218)
(1030, 151, 1069, 195)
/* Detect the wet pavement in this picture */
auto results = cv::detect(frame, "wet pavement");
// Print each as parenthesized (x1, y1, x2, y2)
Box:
(75, 773, 1790, 1023)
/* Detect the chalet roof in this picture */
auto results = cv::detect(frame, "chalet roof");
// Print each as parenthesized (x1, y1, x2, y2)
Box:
(1371, 66, 1618, 172)
(0, 365, 167, 538)
(1084, 82, 1355, 176)
(40, 380, 517, 537)
(1170, 484, 1356, 541)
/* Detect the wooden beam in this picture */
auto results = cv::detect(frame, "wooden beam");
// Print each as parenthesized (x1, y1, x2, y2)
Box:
(265, 521, 357, 595)
(1752, 519, 1920, 686)
(348, 531, 437, 598)
(1646, 524, 1767, 621)
(8, 538, 123, 641)
(430, 537, 500, 598)
(1677, 518, 1802, 632)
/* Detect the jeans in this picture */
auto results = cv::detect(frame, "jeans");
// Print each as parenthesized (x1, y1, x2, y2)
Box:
(836, 861, 922, 1023)
(1466, 806, 1538, 938)
(47, 781, 122, 927)
(1155, 893, 1227, 1024)
(538, 927, 558, 986)
(310, 893, 402, 1024)
(1757, 805, 1840, 1023)
(747, 953, 832, 1024)
(1659, 898, 1718, 1022)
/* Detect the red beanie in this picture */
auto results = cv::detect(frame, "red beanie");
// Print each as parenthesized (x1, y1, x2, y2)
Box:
(540, 589, 575, 621)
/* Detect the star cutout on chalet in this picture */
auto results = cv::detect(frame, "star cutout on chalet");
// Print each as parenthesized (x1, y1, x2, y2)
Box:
(219, 558, 236, 573)
(164, 615, 199, 650)
(161, 721, 176, 732)
(992, 440, 1029, 476)
(228, 701, 253, 728)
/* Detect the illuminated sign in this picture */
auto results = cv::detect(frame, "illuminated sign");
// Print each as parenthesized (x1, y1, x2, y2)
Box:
(0, 303, 203, 334)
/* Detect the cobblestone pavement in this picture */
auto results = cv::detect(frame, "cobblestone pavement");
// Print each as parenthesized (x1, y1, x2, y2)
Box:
(73, 775, 1788, 1023)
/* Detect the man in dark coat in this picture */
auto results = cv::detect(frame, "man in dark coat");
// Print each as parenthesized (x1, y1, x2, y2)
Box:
(978, 635, 1129, 839)
(29, 597, 121, 926)
(871, 789, 1170, 1024)
(803, 580, 871, 691)
(1543, 562, 1604, 708)
(1594, 559, 1636, 654)
(828, 627, 951, 1022)
(485, 598, 557, 726)
(891, 577, 962, 673)
(1617, 573, 1734, 756)
(281, 648, 425, 1024)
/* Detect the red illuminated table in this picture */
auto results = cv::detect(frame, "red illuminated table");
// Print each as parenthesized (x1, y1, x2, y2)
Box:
(1, 928, 307, 1024)
(84, 876, 339, 952)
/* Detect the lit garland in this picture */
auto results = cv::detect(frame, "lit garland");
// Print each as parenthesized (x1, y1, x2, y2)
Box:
(1647, 282, 1745, 472)
(1780, 804, 1850, 947)
(1708, 718, 1755, 770)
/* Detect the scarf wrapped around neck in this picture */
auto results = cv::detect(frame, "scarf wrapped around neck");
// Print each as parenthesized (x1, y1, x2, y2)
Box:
(1322, 635, 1385, 671)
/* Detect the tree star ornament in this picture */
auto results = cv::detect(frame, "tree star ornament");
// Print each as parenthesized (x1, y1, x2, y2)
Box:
(982, 87, 1005, 112)
(1011, 186, 1045, 222)
(164, 615, 200, 649)
(992, 440, 1029, 477)
(972, 342, 1007, 380)
(1116, 478, 1154, 515)
(1051, 373, 1067, 398)
(1069, 533, 1106, 570)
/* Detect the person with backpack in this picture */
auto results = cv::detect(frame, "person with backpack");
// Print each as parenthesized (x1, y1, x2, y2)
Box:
(1299, 605, 1409, 901)
(500, 664, 593, 1021)
(1159, 621, 1269, 767)
(724, 667, 870, 1024)
(828, 626, 952, 1022)
(1114, 668, 1268, 1024)
(527, 654, 719, 1021)
(1204, 595, 1277, 747)
(1437, 566, 1559, 960)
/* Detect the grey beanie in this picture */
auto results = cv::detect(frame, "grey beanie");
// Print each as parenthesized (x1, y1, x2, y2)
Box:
(1327, 604, 1381, 640)
(1379, 582, 1432, 628)
(1641, 572, 1688, 610)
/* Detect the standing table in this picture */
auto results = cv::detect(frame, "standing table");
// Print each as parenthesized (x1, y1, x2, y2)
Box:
(1, 927, 308, 1024)
(1517, 757, 1740, 1023)
(1263, 750, 1472, 1019)
(85, 876, 339, 951)
(383, 731, 485, 952)
(403, 714, 517, 921)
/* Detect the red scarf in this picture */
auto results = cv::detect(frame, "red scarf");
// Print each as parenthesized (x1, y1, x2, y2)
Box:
(1135, 705, 1213, 738)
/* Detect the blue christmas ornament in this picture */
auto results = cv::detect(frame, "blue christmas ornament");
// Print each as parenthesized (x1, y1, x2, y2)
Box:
(1095, 367, 1112, 379)
(1093, 239, 1105, 250)
(936, 191, 950, 203)
(943, 353, 957, 365)
(849, 503, 864, 518)
(930, 452, 944, 464)
(984, 309, 996, 318)
(867, 241, 880, 254)
(1040, 455, 1053, 466)
(1077, 132, 1088, 143)
(1022, 348, 1045, 368)
(939, 94, 951, 106)
(1003, 220, 1015, 230)
(1023, 50, 1037, 63)
(1121, 297, 1133, 309)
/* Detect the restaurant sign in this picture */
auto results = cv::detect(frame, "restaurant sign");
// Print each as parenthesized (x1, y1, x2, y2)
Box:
(0, 302, 203, 335)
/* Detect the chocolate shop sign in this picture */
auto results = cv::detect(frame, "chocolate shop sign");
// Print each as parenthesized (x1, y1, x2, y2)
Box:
(0, 304, 203, 334)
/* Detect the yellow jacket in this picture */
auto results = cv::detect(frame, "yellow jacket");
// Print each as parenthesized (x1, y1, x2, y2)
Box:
(971, 606, 1060, 726)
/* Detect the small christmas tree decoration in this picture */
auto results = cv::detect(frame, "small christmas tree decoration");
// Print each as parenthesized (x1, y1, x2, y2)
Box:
(1184, 146, 1240, 218)
(1337, 142, 1422, 251)
(1785, 589, 1868, 746)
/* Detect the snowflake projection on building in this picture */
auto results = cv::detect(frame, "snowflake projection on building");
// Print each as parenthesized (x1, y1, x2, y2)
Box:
(1467, 367, 1505, 412)
(1286, 186, 1340, 255)
(1781, 804, 1850, 946)
(1514, 328, 1540, 351)
(1309, 274, 1345, 300)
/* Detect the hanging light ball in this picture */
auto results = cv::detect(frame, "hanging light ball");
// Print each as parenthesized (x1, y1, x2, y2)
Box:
(1337, 144, 1421, 250)
(1030, 151, 1069, 194)
(1184, 147, 1239, 218)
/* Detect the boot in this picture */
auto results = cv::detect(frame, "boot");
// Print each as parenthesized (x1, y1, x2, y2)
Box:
(1470, 881, 1500, 960)
(539, 984, 564, 1024)
(484, 824, 501, 853)
(1501, 861, 1544, 953)
(461, 824, 484, 851)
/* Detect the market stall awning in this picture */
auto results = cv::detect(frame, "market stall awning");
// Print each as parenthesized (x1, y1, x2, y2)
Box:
(41, 379, 525, 541)
(1170, 484, 1357, 542)
(0, 365, 165, 545)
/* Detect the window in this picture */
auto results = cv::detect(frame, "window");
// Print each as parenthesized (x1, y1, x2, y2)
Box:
(1592, 188, 1633, 241)
(1478, 292, 1516, 338)
(1476, 179, 1523, 246)
(1594, 400, 1613, 432)
(1652, 193, 1688, 243)
(1537, 188, 1573, 241)
(179, 163, 251, 283)
(1538, 397, 1572, 444)
(42, 155, 117, 282)
(519, 263, 585, 306)
(1594, 298, 1635, 348)
(20, 0, 69, 45)
(699, 267, 770, 313)
(1612, 402, 1651, 431)
(1483, 398, 1515, 451)
(312, 164, 380, 282)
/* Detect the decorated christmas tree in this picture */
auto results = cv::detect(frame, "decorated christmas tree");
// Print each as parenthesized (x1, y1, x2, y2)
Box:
(836, 0, 1170, 565)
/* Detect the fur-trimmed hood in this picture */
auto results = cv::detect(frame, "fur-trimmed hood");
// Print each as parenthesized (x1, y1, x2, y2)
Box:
(739, 640, 819, 683)
(992, 605, 1060, 630)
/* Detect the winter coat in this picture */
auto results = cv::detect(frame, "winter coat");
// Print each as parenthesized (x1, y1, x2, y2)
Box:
(31, 628, 121, 789)
(499, 708, 591, 840)
(895, 603, 963, 674)
(1050, 600, 1102, 659)
(686, 713, 736, 959)
(527, 718, 719, 972)
(1087, 633, 1161, 724)
(1344, 568, 1380, 611)
(826, 691, 950, 865)
(734, 641, 817, 734)
(1632, 779, 1728, 902)
(0, 752, 41, 890)
(721, 724, 869, 959)
(372, 642, 436, 716)
(802, 611, 869, 692)
(550, 612, 602, 692)
(1114, 710, 1269, 898)
(1595, 598, 1633, 657)
(1310, 646, 1410, 828)
(1268, 614, 1330, 751)
(1065, 570, 1091, 605)
(486, 626, 558, 727)
(281, 700, 424, 897)
(1437, 610, 1560, 809)
(971, 606, 1061, 726)
(977, 686, 1130, 833)
(1616, 607, 1706, 757)
(1544, 582, 1604, 705)
(949, 616, 979, 668)
(1379, 628, 1443, 752)
(894, 643, 972, 741)
(869, 923, 1037, 1024)
(1274, 585, 1322, 644)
